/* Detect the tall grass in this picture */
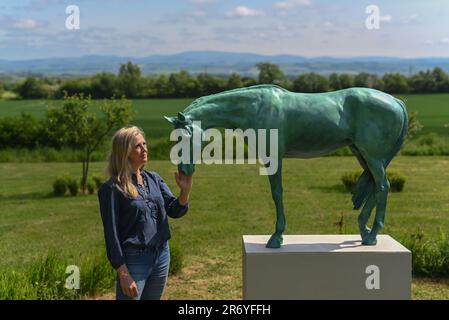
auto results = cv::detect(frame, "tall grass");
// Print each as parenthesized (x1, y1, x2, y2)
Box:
(402, 230, 449, 277)
(0, 251, 115, 300)
(0, 241, 184, 300)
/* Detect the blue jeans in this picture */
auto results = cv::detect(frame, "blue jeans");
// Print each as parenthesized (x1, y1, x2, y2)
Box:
(116, 241, 170, 300)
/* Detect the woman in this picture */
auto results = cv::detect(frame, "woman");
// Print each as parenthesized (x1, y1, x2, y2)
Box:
(98, 126, 192, 300)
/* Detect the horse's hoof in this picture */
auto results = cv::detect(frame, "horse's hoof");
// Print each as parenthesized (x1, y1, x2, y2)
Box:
(362, 236, 377, 246)
(266, 235, 283, 248)
(360, 228, 371, 241)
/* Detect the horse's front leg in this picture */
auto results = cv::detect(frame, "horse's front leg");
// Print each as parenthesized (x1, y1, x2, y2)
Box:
(266, 161, 285, 248)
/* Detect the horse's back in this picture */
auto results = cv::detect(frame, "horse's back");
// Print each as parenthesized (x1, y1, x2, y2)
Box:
(276, 87, 407, 158)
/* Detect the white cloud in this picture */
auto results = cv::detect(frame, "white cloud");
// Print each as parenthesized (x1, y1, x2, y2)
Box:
(402, 14, 419, 24)
(380, 15, 393, 23)
(424, 40, 434, 45)
(440, 38, 449, 44)
(0, 15, 46, 30)
(274, 0, 311, 9)
(225, 6, 265, 18)
(12, 19, 39, 29)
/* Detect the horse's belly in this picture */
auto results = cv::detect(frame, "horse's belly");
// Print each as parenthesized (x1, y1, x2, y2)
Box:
(285, 134, 350, 158)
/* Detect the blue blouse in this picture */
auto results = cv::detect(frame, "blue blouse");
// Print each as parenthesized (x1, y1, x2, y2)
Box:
(98, 170, 188, 269)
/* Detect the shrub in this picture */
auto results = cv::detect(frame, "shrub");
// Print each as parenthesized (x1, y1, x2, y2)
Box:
(169, 241, 184, 275)
(388, 170, 406, 192)
(341, 170, 406, 193)
(341, 171, 361, 192)
(92, 174, 104, 190)
(53, 177, 68, 197)
(67, 178, 79, 196)
(87, 180, 96, 195)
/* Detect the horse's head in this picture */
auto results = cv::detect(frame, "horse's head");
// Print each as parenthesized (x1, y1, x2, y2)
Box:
(164, 112, 202, 176)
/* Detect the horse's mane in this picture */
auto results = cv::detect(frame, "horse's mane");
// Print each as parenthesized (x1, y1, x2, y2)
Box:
(184, 84, 288, 113)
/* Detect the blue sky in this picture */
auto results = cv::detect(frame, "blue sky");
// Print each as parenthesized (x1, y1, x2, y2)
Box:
(0, 0, 448, 60)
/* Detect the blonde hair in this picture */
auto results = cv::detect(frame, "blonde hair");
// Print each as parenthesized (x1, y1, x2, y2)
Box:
(107, 126, 146, 198)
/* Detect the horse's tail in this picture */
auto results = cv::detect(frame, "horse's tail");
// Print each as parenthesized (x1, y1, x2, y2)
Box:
(352, 171, 374, 210)
(351, 97, 408, 210)
(386, 97, 408, 167)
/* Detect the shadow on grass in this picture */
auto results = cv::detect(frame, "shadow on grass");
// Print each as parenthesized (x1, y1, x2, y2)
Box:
(309, 184, 349, 194)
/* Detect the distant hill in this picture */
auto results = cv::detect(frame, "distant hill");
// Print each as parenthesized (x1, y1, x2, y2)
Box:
(1, 51, 449, 77)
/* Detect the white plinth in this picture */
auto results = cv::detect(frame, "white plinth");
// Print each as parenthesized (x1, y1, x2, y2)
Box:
(243, 235, 411, 300)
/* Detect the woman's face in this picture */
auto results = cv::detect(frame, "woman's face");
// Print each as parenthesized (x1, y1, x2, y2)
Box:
(129, 133, 148, 170)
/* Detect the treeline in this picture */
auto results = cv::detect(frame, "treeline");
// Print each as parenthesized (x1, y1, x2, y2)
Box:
(4, 62, 449, 99)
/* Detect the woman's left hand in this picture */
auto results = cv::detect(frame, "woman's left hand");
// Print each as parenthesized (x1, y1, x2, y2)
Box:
(175, 170, 193, 193)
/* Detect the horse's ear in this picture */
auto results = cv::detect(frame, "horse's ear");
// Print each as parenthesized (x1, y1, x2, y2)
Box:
(178, 112, 186, 122)
(164, 116, 177, 125)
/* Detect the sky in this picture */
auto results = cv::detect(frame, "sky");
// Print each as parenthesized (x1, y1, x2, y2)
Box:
(0, 0, 449, 60)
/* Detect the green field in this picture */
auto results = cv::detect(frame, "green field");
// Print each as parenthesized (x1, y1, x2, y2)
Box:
(0, 94, 448, 139)
(1, 157, 449, 299)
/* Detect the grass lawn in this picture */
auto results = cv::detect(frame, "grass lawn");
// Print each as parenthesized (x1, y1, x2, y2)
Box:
(1, 156, 449, 299)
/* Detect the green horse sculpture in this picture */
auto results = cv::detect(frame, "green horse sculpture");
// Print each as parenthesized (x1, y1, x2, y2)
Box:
(165, 84, 408, 248)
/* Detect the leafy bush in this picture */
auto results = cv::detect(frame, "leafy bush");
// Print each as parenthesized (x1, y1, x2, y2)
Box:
(67, 178, 79, 196)
(53, 177, 68, 197)
(341, 170, 406, 192)
(341, 171, 362, 192)
(0, 112, 43, 149)
(388, 170, 406, 192)
(92, 175, 104, 190)
(87, 180, 96, 195)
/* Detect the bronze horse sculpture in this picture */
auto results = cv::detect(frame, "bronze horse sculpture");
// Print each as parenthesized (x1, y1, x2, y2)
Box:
(165, 85, 408, 248)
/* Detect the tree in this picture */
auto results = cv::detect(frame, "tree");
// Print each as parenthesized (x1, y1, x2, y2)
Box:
(406, 110, 423, 141)
(256, 63, 287, 85)
(293, 73, 329, 93)
(45, 94, 132, 193)
(432, 67, 449, 92)
(197, 73, 226, 96)
(338, 74, 354, 89)
(118, 62, 142, 98)
(154, 74, 173, 98)
(168, 71, 199, 98)
(56, 78, 91, 98)
(408, 70, 436, 93)
(382, 73, 409, 93)
(90, 72, 118, 98)
(227, 73, 244, 89)
(14, 77, 47, 99)
(329, 73, 341, 90)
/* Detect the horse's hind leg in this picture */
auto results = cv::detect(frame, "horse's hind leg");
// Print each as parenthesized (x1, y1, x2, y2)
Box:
(363, 158, 390, 245)
(266, 161, 285, 248)
(359, 193, 376, 239)
(350, 145, 375, 239)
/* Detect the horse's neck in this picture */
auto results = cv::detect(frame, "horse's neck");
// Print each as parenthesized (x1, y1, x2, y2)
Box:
(185, 98, 256, 130)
